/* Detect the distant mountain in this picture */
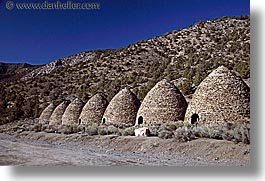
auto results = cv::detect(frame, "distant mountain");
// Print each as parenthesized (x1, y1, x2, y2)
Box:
(0, 62, 41, 82)
(0, 16, 250, 124)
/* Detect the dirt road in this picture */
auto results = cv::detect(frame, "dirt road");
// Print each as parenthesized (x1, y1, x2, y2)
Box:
(0, 133, 249, 166)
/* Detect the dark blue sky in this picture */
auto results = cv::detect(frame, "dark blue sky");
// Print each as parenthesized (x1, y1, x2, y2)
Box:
(0, 0, 249, 65)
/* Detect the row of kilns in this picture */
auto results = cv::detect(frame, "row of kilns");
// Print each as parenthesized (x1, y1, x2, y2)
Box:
(39, 66, 250, 127)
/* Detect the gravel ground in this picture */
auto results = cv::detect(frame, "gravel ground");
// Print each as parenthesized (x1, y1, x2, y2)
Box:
(0, 132, 250, 166)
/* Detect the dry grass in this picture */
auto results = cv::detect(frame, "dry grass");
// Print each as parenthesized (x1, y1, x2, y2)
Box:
(174, 122, 250, 144)
(85, 126, 98, 136)
(121, 127, 135, 136)
(1, 118, 250, 144)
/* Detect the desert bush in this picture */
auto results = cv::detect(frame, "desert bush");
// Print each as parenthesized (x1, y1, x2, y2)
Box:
(107, 125, 121, 135)
(16, 124, 28, 132)
(32, 123, 43, 132)
(234, 61, 250, 79)
(223, 123, 250, 144)
(71, 125, 79, 133)
(240, 125, 250, 144)
(61, 125, 73, 134)
(190, 125, 212, 138)
(159, 124, 177, 132)
(148, 125, 160, 136)
(86, 126, 98, 136)
(172, 122, 251, 144)
(44, 125, 57, 133)
(58, 125, 74, 134)
(158, 130, 174, 139)
(221, 129, 234, 142)
(15, 128, 25, 134)
(77, 125, 86, 133)
(174, 127, 195, 142)
(122, 127, 135, 136)
(98, 126, 108, 135)
(28, 125, 35, 131)
(192, 125, 211, 138)
(41, 124, 48, 131)
(183, 121, 193, 128)
(174, 121, 185, 129)
(209, 128, 223, 140)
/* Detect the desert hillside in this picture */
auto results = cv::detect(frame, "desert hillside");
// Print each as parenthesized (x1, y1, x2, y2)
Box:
(0, 62, 39, 82)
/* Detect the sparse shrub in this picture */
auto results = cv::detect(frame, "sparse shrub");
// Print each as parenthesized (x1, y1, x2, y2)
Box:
(148, 125, 160, 136)
(58, 125, 73, 134)
(234, 60, 250, 79)
(158, 130, 174, 139)
(15, 128, 25, 134)
(225, 123, 250, 144)
(71, 125, 79, 133)
(17, 124, 28, 132)
(122, 127, 135, 136)
(62, 125, 73, 134)
(86, 126, 98, 136)
(240, 125, 250, 144)
(185, 122, 250, 144)
(77, 125, 86, 133)
(10, 126, 18, 133)
(159, 124, 177, 132)
(221, 129, 234, 141)
(190, 126, 208, 138)
(33, 123, 42, 132)
(180, 79, 192, 95)
(29, 125, 35, 131)
(190, 126, 202, 137)
(194, 125, 211, 138)
(209, 128, 223, 140)
(56, 125, 64, 134)
(41, 124, 48, 131)
(174, 121, 184, 129)
(174, 127, 194, 142)
(44, 125, 57, 133)
(107, 125, 121, 135)
(98, 126, 108, 135)
(183, 121, 193, 128)
(232, 127, 242, 143)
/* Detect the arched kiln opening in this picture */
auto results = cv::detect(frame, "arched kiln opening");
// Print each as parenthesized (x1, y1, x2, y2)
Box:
(102, 118, 106, 124)
(137, 116, 143, 125)
(191, 113, 199, 124)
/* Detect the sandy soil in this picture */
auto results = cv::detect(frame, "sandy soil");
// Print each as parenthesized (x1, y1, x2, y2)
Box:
(0, 132, 250, 166)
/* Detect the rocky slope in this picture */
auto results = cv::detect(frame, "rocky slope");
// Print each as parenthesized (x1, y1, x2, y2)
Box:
(23, 16, 250, 82)
(22, 51, 96, 79)
(0, 62, 39, 82)
(0, 16, 250, 124)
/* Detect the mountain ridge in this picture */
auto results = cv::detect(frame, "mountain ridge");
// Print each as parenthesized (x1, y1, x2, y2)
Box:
(22, 16, 249, 80)
(0, 62, 40, 82)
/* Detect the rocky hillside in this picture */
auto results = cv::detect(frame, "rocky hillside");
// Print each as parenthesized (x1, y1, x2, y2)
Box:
(22, 51, 96, 79)
(0, 62, 40, 82)
(0, 16, 250, 124)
